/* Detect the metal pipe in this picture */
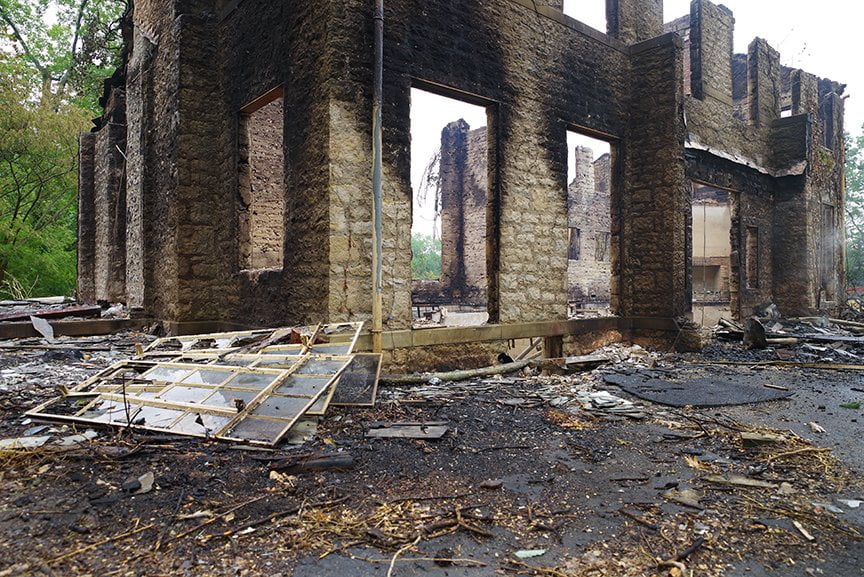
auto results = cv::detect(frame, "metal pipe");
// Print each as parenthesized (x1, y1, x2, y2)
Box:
(371, 0, 384, 353)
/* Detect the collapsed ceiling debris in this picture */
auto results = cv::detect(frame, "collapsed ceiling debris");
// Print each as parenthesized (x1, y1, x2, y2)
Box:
(26, 323, 381, 446)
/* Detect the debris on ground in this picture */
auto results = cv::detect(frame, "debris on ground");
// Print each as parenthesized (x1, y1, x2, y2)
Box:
(1, 318, 863, 576)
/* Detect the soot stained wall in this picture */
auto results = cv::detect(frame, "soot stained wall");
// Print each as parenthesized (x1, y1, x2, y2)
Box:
(77, 0, 844, 338)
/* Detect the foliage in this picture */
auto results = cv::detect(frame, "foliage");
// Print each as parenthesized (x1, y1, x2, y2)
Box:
(0, 0, 127, 112)
(846, 128, 864, 287)
(411, 233, 442, 280)
(0, 1, 125, 298)
(0, 67, 87, 298)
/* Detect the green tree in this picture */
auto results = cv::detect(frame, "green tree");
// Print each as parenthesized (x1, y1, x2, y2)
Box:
(846, 127, 864, 287)
(0, 66, 88, 297)
(411, 233, 442, 280)
(0, 0, 125, 298)
(0, 0, 126, 112)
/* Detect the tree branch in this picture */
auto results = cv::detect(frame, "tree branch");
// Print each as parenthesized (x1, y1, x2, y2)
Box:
(0, 5, 48, 77)
(55, 0, 91, 100)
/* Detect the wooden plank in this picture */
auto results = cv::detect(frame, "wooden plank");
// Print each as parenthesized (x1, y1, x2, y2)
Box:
(365, 425, 449, 439)
(0, 304, 102, 323)
(353, 316, 667, 351)
(0, 318, 147, 340)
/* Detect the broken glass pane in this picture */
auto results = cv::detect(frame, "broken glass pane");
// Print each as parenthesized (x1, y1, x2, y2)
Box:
(251, 396, 312, 418)
(254, 356, 300, 368)
(223, 372, 277, 389)
(307, 343, 354, 355)
(332, 353, 381, 406)
(295, 358, 347, 375)
(274, 376, 332, 396)
(143, 366, 193, 383)
(306, 385, 335, 415)
(261, 346, 303, 356)
(181, 369, 231, 386)
(158, 385, 214, 404)
(224, 417, 289, 443)
(173, 412, 233, 435)
(201, 389, 259, 408)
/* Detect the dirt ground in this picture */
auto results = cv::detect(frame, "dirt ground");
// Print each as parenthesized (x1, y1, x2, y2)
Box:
(0, 333, 862, 576)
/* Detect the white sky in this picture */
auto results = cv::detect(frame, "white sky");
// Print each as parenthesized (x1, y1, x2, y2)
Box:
(411, 1, 860, 236)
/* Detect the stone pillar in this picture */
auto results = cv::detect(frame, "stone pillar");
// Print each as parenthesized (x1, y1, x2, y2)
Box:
(439, 120, 470, 301)
(689, 0, 733, 104)
(172, 9, 234, 322)
(124, 27, 154, 310)
(92, 121, 127, 303)
(748, 38, 780, 127)
(615, 33, 687, 318)
(77, 133, 97, 302)
(436, 121, 489, 307)
(607, 0, 663, 45)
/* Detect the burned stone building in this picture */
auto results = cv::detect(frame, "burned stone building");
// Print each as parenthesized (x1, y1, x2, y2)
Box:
(78, 0, 846, 352)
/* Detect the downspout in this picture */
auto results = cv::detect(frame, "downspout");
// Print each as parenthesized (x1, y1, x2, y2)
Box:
(371, 0, 384, 353)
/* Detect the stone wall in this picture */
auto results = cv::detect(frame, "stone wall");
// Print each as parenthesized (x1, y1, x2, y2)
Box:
(238, 95, 285, 271)
(76, 0, 844, 336)
(568, 149, 612, 306)
(77, 88, 127, 304)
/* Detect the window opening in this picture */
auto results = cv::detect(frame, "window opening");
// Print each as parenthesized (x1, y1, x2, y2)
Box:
(238, 87, 285, 271)
(566, 130, 611, 315)
(691, 183, 733, 326)
(562, 0, 607, 33)
(410, 87, 490, 327)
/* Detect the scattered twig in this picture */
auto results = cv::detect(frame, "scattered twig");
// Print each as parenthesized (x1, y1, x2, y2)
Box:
(351, 553, 486, 568)
(204, 495, 350, 543)
(479, 445, 532, 452)
(46, 522, 154, 565)
(737, 495, 861, 539)
(386, 535, 421, 577)
(168, 495, 267, 542)
(618, 509, 658, 531)
(455, 507, 493, 538)
(387, 492, 474, 504)
(792, 520, 815, 542)
(765, 447, 832, 462)
(670, 537, 705, 561)
(153, 489, 186, 551)
(505, 559, 569, 577)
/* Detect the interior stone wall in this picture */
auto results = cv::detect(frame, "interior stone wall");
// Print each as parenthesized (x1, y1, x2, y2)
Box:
(568, 148, 612, 306)
(239, 97, 285, 271)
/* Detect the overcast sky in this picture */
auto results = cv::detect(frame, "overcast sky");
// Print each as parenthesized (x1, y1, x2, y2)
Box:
(411, 1, 858, 236)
